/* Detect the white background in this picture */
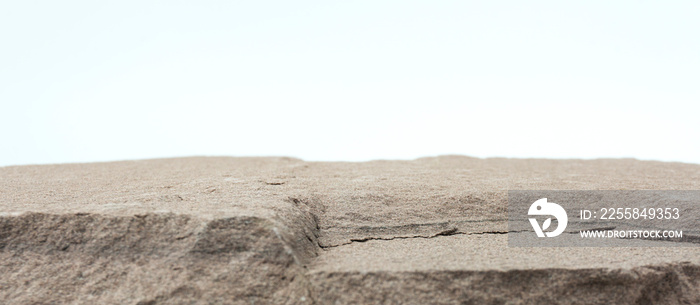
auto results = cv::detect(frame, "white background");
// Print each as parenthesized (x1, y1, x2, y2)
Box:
(2, 1, 699, 166)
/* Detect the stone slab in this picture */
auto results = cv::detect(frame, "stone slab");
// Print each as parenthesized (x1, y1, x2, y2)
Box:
(1, 156, 699, 304)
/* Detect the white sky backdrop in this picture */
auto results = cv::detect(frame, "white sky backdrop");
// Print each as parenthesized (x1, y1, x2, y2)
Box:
(2, 1, 699, 166)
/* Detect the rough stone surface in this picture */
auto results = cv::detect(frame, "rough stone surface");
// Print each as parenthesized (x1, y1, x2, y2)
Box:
(1, 156, 699, 304)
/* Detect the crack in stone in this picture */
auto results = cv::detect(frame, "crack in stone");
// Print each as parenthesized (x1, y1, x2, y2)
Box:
(327, 218, 508, 231)
(319, 229, 526, 249)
